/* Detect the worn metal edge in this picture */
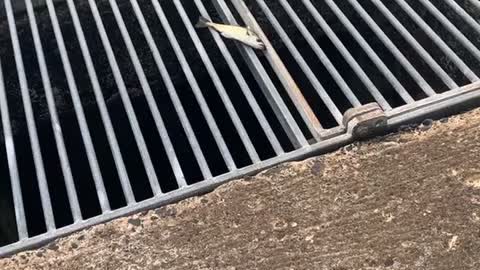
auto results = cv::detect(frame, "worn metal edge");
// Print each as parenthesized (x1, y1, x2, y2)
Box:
(386, 81, 480, 126)
(2, 81, 480, 257)
(2, 78, 480, 258)
(0, 133, 352, 258)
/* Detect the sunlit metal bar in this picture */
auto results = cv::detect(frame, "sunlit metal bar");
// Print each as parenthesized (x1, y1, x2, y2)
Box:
(370, 0, 458, 89)
(213, 0, 309, 146)
(3, 0, 480, 258)
(127, 0, 213, 179)
(349, 0, 436, 96)
(325, 0, 415, 103)
(301, 0, 391, 110)
(230, 0, 325, 138)
(5, 0, 56, 231)
(44, 0, 111, 211)
(107, 0, 188, 188)
(445, 0, 480, 36)
(420, 0, 480, 64)
(278, 0, 361, 108)
(0, 63, 28, 240)
(193, 0, 284, 156)
(64, 0, 136, 204)
(151, 0, 238, 170)
(468, 0, 480, 12)
(24, 0, 83, 220)
(84, 0, 162, 195)
(173, 0, 261, 164)
(395, 0, 479, 82)
(256, 0, 344, 124)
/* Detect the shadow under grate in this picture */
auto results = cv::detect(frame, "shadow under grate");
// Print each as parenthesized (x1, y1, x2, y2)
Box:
(0, 0, 480, 256)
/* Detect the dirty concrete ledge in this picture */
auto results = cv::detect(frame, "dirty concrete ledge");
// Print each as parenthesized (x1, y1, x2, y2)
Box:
(2, 108, 480, 270)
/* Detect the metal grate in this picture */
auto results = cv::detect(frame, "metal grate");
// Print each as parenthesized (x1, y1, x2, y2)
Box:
(0, 0, 480, 256)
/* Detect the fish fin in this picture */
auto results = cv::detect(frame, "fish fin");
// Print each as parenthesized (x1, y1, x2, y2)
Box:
(220, 31, 234, 39)
(195, 16, 210, 28)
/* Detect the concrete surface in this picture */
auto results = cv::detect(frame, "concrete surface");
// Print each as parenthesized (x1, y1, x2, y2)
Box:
(1, 106, 480, 269)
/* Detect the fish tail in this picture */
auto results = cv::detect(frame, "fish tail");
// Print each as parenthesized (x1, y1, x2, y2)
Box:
(195, 16, 210, 28)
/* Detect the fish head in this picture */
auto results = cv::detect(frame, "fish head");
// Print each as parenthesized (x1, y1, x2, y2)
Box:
(243, 35, 266, 50)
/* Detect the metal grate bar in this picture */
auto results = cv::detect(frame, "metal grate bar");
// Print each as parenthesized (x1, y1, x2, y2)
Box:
(45, 0, 111, 212)
(395, 0, 479, 82)
(24, 0, 83, 220)
(325, 0, 415, 104)
(277, 0, 362, 108)
(5, 0, 56, 231)
(0, 63, 28, 240)
(193, 0, 285, 156)
(255, 0, 344, 124)
(212, 0, 309, 147)
(371, 0, 458, 89)
(231, 0, 325, 138)
(348, 0, 436, 97)
(420, 0, 480, 64)
(128, 0, 214, 179)
(173, 0, 261, 164)
(64, 0, 136, 205)
(107, 0, 188, 188)
(446, 0, 480, 36)
(468, 0, 480, 13)
(152, 0, 238, 170)
(1, 0, 480, 257)
(301, 0, 391, 110)
(84, 0, 163, 195)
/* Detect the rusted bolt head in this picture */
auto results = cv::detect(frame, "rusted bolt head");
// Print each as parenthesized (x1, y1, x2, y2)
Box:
(355, 126, 369, 136)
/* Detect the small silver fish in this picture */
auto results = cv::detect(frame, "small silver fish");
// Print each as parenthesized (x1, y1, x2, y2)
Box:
(195, 16, 265, 50)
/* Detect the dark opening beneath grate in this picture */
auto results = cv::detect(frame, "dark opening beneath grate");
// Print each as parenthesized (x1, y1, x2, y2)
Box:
(0, 0, 479, 254)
